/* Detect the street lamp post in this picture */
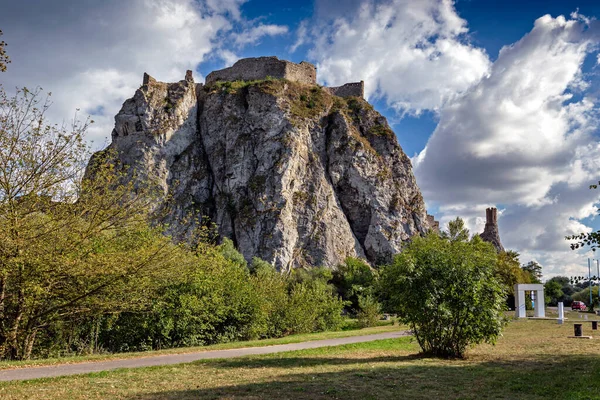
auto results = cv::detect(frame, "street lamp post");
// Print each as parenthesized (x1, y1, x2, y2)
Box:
(589, 258, 593, 308)
(597, 259, 599, 310)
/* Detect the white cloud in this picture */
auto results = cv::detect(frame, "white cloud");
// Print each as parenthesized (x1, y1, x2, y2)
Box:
(233, 24, 289, 46)
(308, 0, 490, 114)
(0, 0, 264, 147)
(218, 49, 241, 67)
(414, 13, 600, 278)
(289, 20, 308, 53)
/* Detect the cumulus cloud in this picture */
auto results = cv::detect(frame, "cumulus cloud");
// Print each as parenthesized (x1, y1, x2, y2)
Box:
(308, 0, 490, 114)
(0, 0, 271, 147)
(414, 14, 600, 278)
(233, 23, 289, 46)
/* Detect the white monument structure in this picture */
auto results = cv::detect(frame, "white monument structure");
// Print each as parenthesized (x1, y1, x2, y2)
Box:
(514, 284, 545, 318)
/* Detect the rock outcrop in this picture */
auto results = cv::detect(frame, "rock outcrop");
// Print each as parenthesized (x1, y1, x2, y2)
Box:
(93, 60, 433, 270)
(479, 207, 504, 252)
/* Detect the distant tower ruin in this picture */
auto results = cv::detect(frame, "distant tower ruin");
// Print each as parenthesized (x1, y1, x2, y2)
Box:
(426, 214, 440, 233)
(479, 207, 504, 252)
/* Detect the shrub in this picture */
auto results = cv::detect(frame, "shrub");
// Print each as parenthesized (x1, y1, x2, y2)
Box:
(330, 257, 375, 314)
(379, 234, 507, 358)
(356, 295, 381, 328)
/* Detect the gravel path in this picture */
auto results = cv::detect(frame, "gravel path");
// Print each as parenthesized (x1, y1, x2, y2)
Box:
(0, 330, 410, 382)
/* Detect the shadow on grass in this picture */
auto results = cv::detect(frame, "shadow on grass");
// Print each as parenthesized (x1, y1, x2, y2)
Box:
(129, 354, 600, 400)
(197, 353, 425, 370)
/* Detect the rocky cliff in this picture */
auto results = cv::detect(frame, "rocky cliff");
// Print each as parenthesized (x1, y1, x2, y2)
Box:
(93, 68, 432, 270)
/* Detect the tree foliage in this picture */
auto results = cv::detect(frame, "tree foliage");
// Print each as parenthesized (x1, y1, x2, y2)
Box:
(356, 294, 381, 328)
(544, 280, 564, 306)
(441, 217, 470, 242)
(0, 86, 181, 360)
(379, 234, 506, 358)
(521, 261, 542, 283)
(330, 257, 376, 313)
(99, 250, 345, 352)
(0, 30, 9, 72)
(494, 250, 531, 293)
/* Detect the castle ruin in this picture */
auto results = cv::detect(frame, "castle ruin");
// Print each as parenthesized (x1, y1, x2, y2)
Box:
(205, 56, 364, 98)
(426, 214, 440, 233)
(479, 207, 504, 252)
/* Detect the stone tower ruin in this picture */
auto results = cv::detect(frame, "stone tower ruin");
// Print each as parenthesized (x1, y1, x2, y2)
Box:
(479, 207, 504, 252)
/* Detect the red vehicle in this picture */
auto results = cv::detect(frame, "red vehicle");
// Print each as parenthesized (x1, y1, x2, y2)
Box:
(572, 301, 587, 311)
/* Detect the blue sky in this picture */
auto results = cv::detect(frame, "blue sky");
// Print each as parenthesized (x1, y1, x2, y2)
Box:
(194, 0, 600, 158)
(1, 0, 600, 278)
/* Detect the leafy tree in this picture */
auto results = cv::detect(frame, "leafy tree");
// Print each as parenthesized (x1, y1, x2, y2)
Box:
(544, 280, 564, 306)
(494, 250, 530, 292)
(356, 294, 381, 328)
(330, 257, 375, 313)
(544, 276, 575, 306)
(0, 87, 178, 359)
(249, 257, 273, 274)
(0, 30, 9, 72)
(521, 261, 542, 283)
(219, 237, 247, 268)
(379, 234, 506, 358)
(441, 217, 470, 242)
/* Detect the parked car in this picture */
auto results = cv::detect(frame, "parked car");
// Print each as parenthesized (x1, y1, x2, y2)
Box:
(572, 301, 587, 311)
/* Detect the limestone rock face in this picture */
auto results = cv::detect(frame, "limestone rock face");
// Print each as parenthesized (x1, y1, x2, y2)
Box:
(95, 73, 432, 270)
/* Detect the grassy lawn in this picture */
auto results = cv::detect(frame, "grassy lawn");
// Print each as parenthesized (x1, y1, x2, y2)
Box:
(0, 323, 401, 370)
(2, 317, 600, 399)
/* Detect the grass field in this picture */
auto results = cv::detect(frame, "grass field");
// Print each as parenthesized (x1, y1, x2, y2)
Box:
(2, 314, 600, 399)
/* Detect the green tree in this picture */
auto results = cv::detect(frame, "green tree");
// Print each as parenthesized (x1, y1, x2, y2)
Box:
(0, 87, 179, 360)
(330, 257, 375, 313)
(544, 280, 564, 306)
(441, 217, 470, 242)
(219, 237, 247, 268)
(494, 250, 530, 292)
(379, 234, 506, 358)
(356, 294, 381, 328)
(0, 30, 9, 72)
(521, 261, 542, 283)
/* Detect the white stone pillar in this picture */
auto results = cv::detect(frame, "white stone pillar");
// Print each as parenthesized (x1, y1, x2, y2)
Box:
(534, 289, 545, 318)
(515, 285, 526, 318)
(558, 302, 564, 324)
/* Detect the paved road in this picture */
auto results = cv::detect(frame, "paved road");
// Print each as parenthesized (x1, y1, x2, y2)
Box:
(0, 330, 410, 382)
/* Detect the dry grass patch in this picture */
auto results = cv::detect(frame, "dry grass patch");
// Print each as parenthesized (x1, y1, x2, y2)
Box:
(2, 318, 600, 399)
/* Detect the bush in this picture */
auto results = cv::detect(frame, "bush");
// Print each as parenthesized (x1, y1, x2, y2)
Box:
(96, 252, 346, 353)
(330, 257, 376, 314)
(379, 234, 507, 358)
(356, 295, 381, 328)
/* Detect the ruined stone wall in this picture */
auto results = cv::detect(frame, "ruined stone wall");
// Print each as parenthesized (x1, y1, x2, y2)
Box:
(426, 214, 440, 233)
(284, 61, 317, 85)
(205, 56, 317, 85)
(326, 81, 364, 98)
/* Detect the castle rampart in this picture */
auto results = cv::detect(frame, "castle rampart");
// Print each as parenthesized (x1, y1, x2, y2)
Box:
(326, 81, 364, 98)
(205, 56, 316, 86)
(205, 56, 363, 98)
